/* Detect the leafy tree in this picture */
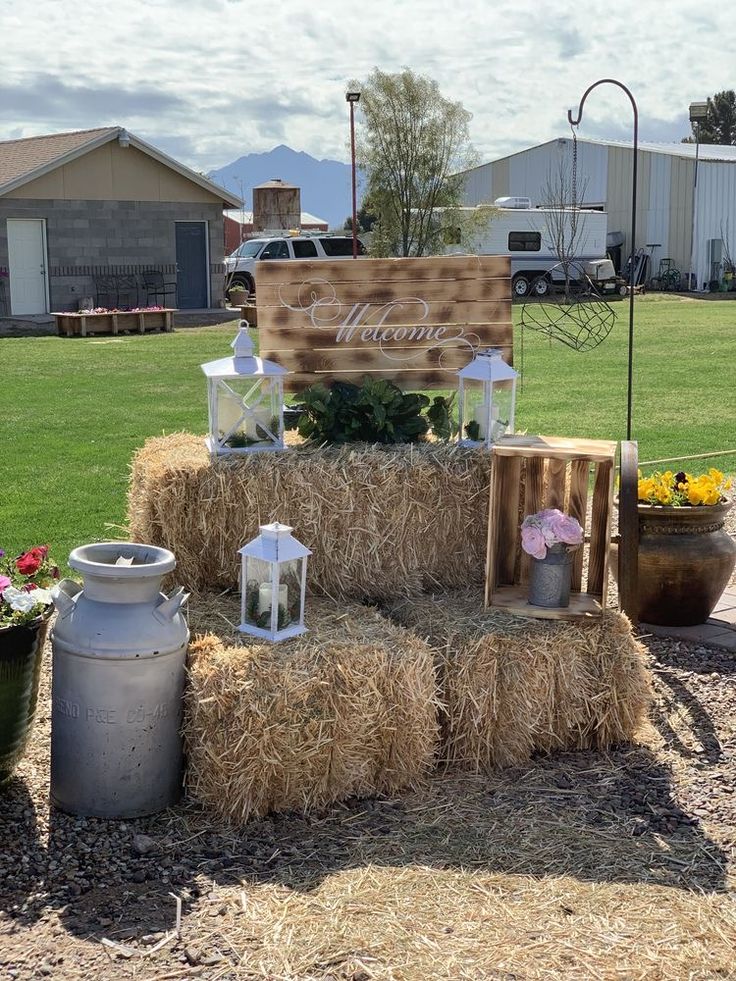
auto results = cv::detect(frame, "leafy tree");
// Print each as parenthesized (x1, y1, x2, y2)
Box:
(350, 68, 476, 257)
(683, 90, 736, 144)
(343, 200, 378, 234)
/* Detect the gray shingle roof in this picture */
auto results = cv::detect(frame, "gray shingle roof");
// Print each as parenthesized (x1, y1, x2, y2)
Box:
(0, 127, 117, 189)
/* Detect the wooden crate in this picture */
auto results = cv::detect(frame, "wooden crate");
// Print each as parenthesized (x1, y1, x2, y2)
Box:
(55, 309, 176, 337)
(485, 434, 617, 620)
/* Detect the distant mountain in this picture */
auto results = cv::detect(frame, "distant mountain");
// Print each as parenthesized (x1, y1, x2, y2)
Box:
(208, 145, 364, 229)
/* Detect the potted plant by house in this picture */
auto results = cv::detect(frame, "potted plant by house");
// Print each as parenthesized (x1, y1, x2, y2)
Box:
(520, 509, 584, 608)
(0, 546, 58, 784)
(227, 283, 248, 307)
(633, 469, 735, 625)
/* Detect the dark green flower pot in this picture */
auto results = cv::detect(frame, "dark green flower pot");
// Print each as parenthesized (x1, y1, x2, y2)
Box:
(0, 609, 51, 785)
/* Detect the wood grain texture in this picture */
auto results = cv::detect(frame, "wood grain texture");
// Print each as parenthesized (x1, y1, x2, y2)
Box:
(568, 459, 591, 591)
(255, 254, 510, 286)
(519, 456, 545, 584)
(256, 277, 511, 307)
(257, 300, 512, 331)
(257, 255, 513, 391)
(486, 439, 616, 616)
(545, 458, 567, 511)
(494, 435, 617, 462)
(617, 440, 639, 622)
(588, 460, 614, 597)
(489, 584, 603, 620)
(496, 455, 522, 586)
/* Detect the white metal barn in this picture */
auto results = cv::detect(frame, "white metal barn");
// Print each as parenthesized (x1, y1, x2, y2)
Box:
(460, 137, 736, 290)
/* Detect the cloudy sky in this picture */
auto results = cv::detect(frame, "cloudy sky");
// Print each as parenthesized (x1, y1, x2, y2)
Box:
(1, 0, 734, 171)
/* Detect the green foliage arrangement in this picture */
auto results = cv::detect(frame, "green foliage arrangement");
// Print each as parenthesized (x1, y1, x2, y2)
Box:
(426, 394, 457, 441)
(287, 378, 430, 445)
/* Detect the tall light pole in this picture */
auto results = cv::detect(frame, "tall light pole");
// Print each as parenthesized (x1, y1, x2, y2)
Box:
(568, 78, 638, 441)
(346, 91, 361, 258)
(688, 101, 708, 292)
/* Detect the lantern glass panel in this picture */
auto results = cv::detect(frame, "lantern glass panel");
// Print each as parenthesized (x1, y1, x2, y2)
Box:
(216, 378, 280, 450)
(242, 556, 305, 633)
(462, 379, 514, 443)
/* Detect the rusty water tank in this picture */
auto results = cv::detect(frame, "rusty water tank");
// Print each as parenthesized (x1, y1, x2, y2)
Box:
(252, 177, 301, 231)
(50, 542, 189, 818)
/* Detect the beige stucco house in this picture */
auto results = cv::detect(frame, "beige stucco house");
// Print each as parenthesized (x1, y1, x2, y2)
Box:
(0, 126, 241, 315)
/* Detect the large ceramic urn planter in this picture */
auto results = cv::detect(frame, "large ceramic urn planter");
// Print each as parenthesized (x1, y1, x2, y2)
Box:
(635, 500, 736, 626)
(0, 609, 52, 784)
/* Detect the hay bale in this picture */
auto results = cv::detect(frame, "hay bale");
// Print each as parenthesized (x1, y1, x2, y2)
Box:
(183, 593, 439, 823)
(387, 589, 652, 772)
(128, 432, 491, 599)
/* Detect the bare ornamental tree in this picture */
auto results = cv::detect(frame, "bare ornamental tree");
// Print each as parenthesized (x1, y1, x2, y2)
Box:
(541, 162, 590, 302)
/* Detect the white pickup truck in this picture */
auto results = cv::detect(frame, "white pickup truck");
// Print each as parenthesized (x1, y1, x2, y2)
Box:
(225, 234, 366, 294)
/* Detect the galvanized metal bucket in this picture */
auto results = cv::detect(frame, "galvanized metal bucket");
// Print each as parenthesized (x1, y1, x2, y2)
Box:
(50, 542, 189, 818)
(528, 544, 574, 609)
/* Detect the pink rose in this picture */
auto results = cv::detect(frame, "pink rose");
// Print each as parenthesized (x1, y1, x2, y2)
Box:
(521, 525, 547, 560)
(0, 574, 11, 593)
(549, 512, 584, 545)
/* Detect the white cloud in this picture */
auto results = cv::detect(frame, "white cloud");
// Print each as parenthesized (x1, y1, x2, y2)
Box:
(1, 0, 735, 171)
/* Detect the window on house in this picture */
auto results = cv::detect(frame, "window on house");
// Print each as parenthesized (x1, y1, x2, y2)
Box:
(508, 232, 541, 252)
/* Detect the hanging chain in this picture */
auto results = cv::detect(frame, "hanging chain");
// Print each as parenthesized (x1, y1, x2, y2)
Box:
(570, 123, 578, 208)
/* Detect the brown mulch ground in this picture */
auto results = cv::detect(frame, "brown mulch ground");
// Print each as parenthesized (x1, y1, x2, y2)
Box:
(1, 632, 735, 980)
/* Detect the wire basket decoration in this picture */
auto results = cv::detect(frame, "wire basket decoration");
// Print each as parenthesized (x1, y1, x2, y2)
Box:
(519, 261, 617, 353)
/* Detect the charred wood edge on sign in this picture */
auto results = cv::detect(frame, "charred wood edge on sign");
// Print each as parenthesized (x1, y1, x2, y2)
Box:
(256, 256, 513, 391)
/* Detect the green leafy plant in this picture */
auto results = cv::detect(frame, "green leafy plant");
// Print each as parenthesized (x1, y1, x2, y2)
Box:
(426, 394, 457, 441)
(465, 419, 481, 442)
(287, 378, 430, 445)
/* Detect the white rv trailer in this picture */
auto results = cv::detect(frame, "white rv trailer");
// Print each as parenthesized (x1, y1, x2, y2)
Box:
(442, 197, 612, 297)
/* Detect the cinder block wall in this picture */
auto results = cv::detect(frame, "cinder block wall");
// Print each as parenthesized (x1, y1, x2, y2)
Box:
(0, 199, 225, 311)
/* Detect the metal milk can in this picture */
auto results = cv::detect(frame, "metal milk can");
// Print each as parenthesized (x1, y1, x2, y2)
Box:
(50, 542, 189, 818)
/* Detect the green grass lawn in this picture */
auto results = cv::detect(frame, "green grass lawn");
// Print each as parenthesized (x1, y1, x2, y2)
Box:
(1, 296, 734, 567)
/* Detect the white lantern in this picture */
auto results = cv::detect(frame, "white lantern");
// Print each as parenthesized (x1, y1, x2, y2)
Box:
(238, 523, 311, 642)
(201, 321, 288, 456)
(457, 348, 518, 448)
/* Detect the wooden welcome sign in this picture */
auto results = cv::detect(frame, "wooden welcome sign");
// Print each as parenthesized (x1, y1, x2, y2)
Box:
(255, 255, 512, 391)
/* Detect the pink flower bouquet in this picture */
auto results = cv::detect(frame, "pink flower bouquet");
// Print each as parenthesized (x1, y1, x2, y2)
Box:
(520, 509, 584, 561)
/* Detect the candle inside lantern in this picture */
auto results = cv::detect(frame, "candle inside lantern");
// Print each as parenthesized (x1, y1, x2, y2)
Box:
(472, 403, 498, 439)
(244, 406, 271, 440)
(257, 582, 288, 615)
(218, 395, 243, 437)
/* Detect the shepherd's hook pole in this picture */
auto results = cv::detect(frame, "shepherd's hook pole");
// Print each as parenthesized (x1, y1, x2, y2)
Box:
(568, 79, 638, 441)
(349, 100, 358, 258)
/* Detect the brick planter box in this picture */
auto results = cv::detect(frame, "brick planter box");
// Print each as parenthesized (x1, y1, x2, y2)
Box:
(55, 309, 176, 337)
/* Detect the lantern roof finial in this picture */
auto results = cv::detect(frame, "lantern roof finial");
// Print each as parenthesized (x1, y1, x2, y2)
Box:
(232, 322, 254, 361)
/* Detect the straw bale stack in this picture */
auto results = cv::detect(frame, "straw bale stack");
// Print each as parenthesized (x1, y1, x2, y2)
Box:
(387, 589, 652, 772)
(128, 432, 491, 599)
(183, 594, 439, 823)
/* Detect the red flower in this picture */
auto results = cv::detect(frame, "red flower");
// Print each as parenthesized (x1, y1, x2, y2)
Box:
(22, 582, 38, 592)
(15, 548, 47, 576)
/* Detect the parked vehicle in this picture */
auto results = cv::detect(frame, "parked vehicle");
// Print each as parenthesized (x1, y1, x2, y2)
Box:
(225, 235, 367, 294)
(442, 201, 616, 298)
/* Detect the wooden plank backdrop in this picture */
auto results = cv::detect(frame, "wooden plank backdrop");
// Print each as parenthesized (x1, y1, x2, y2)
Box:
(255, 255, 512, 390)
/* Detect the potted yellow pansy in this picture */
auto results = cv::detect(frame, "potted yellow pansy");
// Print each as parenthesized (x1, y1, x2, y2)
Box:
(634, 468, 735, 626)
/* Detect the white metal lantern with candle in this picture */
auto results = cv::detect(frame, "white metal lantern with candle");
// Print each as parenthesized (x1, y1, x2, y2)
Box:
(238, 523, 311, 642)
(201, 321, 288, 456)
(457, 348, 518, 448)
